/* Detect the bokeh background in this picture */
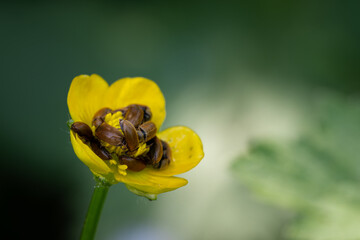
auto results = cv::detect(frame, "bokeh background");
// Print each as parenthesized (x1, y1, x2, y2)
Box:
(1, 1, 360, 239)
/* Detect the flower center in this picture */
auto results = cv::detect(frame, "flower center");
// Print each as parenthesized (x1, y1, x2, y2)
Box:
(99, 111, 149, 158)
(70, 104, 171, 176)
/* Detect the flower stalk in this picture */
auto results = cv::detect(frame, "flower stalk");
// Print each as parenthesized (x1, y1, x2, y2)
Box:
(80, 177, 111, 240)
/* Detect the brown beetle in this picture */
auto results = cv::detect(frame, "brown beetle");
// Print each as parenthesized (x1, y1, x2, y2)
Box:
(137, 105, 152, 123)
(137, 121, 157, 143)
(147, 137, 163, 164)
(111, 104, 152, 125)
(124, 104, 144, 128)
(90, 141, 112, 160)
(71, 122, 94, 142)
(71, 122, 112, 160)
(92, 108, 112, 128)
(120, 156, 147, 172)
(154, 140, 172, 169)
(95, 122, 124, 146)
(120, 119, 139, 152)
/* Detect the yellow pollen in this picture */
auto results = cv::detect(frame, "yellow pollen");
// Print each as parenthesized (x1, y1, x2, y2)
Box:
(117, 164, 128, 176)
(105, 111, 123, 129)
(118, 165, 128, 170)
(103, 143, 127, 156)
(134, 143, 150, 157)
(109, 160, 117, 165)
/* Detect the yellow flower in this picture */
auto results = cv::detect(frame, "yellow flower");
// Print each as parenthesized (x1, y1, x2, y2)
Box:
(67, 74, 204, 200)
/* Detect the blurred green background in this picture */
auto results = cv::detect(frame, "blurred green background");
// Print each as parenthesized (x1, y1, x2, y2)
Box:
(1, 1, 360, 239)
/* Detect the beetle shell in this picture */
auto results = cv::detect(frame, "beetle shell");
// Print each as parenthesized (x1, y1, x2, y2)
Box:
(71, 122, 94, 142)
(124, 105, 144, 128)
(137, 121, 157, 142)
(120, 119, 139, 152)
(92, 108, 112, 128)
(147, 137, 163, 164)
(120, 156, 147, 172)
(95, 123, 124, 146)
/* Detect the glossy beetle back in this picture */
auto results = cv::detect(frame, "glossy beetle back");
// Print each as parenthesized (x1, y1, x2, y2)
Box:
(71, 122, 94, 142)
(120, 119, 139, 152)
(138, 121, 157, 143)
(120, 156, 146, 172)
(124, 104, 144, 128)
(95, 123, 124, 146)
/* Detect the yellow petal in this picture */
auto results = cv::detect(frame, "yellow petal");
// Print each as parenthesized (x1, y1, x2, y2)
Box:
(117, 171, 188, 194)
(67, 74, 109, 126)
(103, 77, 166, 129)
(145, 126, 204, 176)
(70, 131, 111, 175)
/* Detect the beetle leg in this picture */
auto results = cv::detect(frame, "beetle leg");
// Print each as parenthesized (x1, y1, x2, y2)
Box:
(120, 119, 139, 152)
(95, 122, 124, 146)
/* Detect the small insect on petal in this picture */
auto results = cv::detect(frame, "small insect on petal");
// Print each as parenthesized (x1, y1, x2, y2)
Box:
(147, 137, 163, 164)
(71, 122, 94, 142)
(124, 104, 144, 128)
(71, 121, 112, 160)
(95, 123, 124, 146)
(120, 119, 139, 152)
(137, 121, 157, 143)
(92, 108, 112, 128)
(154, 140, 172, 169)
(120, 156, 146, 172)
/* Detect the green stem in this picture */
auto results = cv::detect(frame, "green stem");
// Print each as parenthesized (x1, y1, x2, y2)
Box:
(80, 177, 110, 240)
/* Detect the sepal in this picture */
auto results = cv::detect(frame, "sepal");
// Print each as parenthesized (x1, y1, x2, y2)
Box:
(125, 184, 157, 201)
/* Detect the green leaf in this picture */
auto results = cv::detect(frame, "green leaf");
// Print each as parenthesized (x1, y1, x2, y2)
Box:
(232, 95, 360, 240)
